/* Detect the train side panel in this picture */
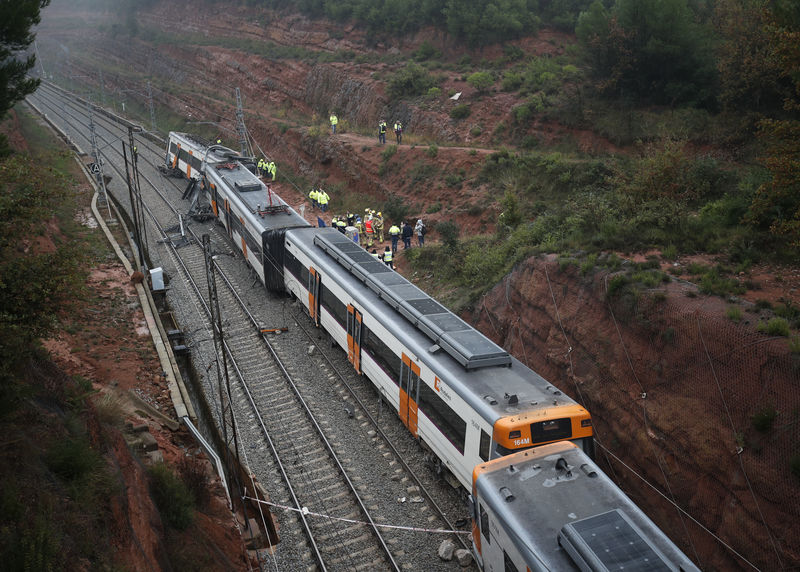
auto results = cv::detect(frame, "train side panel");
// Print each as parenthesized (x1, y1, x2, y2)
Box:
(284, 229, 499, 488)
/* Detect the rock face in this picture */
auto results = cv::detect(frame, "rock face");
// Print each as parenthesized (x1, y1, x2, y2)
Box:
(468, 256, 799, 571)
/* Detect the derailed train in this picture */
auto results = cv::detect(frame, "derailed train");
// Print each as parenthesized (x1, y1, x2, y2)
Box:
(165, 132, 697, 570)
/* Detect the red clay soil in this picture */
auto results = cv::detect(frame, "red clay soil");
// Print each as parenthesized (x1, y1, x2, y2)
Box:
(468, 256, 800, 570)
(44, 255, 252, 570)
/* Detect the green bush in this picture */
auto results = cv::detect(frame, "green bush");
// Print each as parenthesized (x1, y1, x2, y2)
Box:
(467, 71, 494, 93)
(607, 274, 630, 297)
(45, 435, 101, 482)
(757, 317, 791, 337)
(726, 306, 743, 322)
(426, 86, 442, 99)
(148, 463, 194, 530)
(450, 104, 471, 119)
(426, 202, 442, 214)
(381, 145, 397, 162)
(414, 41, 441, 61)
(751, 406, 777, 433)
(427, 144, 438, 158)
(436, 220, 460, 252)
(383, 195, 409, 223)
(662, 244, 678, 260)
(791, 455, 800, 482)
(387, 63, 437, 99)
(502, 71, 524, 92)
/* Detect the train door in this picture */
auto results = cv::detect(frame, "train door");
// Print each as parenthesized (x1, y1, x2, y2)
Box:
(224, 198, 232, 238)
(346, 305, 362, 374)
(307, 268, 321, 326)
(399, 354, 420, 437)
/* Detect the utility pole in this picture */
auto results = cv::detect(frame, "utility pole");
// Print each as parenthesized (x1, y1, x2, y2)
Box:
(87, 101, 113, 220)
(34, 40, 45, 78)
(203, 234, 242, 505)
(234, 87, 250, 157)
(147, 81, 157, 132)
(122, 138, 142, 270)
(99, 69, 106, 108)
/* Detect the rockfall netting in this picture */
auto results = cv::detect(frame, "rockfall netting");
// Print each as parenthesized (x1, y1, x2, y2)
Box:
(472, 258, 799, 571)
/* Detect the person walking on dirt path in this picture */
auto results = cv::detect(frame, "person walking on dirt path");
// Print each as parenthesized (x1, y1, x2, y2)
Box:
(388, 223, 401, 253)
(394, 120, 403, 144)
(330, 112, 338, 134)
(401, 221, 413, 249)
(378, 120, 387, 145)
(415, 219, 426, 246)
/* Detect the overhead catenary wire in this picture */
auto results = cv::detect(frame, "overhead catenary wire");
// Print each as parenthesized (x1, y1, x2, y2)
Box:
(242, 496, 471, 536)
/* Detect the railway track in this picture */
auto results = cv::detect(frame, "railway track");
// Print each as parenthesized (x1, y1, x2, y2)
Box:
(27, 82, 472, 571)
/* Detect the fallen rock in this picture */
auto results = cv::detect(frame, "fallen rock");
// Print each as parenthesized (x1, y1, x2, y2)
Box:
(438, 538, 455, 561)
(455, 548, 473, 567)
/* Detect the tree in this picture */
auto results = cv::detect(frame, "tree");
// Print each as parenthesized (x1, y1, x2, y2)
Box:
(0, 0, 50, 154)
(745, 4, 800, 248)
(714, 0, 785, 116)
(577, 0, 716, 106)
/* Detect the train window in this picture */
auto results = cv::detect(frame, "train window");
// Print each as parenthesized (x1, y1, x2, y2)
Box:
(479, 429, 490, 462)
(530, 418, 572, 444)
(299, 265, 310, 289)
(479, 504, 490, 545)
(284, 250, 301, 281)
(361, 326, 401, 380)
(418, 381, 466, 454)
(179, 148, 190, 164)
(169, 142, 178, 156)
(503, 551, 518, 572)
(191, 154, 202, 172)
(245, 232, 261, 259)
(319, 284, 347, 327)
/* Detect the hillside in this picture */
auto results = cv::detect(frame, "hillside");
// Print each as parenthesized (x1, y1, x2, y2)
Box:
(32, 0, 800, 569)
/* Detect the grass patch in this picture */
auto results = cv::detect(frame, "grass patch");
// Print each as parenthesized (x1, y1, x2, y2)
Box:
(148, 463, 195, 530)
(757, 317, 791, 337)
(726, 306, 743, 322)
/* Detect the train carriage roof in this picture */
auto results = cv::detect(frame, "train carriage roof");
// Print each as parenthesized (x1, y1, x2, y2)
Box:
(314, 230, 510, 370)
(205, 160, 309, 233)
(286, 227, 585, 424)
(473, 442, 700, 572)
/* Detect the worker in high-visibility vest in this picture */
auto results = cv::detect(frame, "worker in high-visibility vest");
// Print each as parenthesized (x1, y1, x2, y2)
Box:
(317, 189, 329, 212)
(388, 223, 401, 253)
(383, 246, 393, 269)
(267, 161, 276, 181)
(364, 216, 374, 247)
(330, 113, 338, 134)
(309, 188, 318, 208)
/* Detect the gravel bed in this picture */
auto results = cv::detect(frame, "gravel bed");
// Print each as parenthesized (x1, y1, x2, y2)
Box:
(28, 86, 475, 570)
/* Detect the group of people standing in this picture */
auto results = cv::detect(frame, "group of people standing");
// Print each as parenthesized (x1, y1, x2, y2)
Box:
(308, 187, 330, 212)
(378, 120, 403, 145)
(327, 112, 405, 146)
(257, 158, 276, 181)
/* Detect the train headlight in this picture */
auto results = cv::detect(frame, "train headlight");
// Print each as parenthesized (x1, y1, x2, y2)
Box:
(509, 430, 521, 439)
(581, 419, 593, 427)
